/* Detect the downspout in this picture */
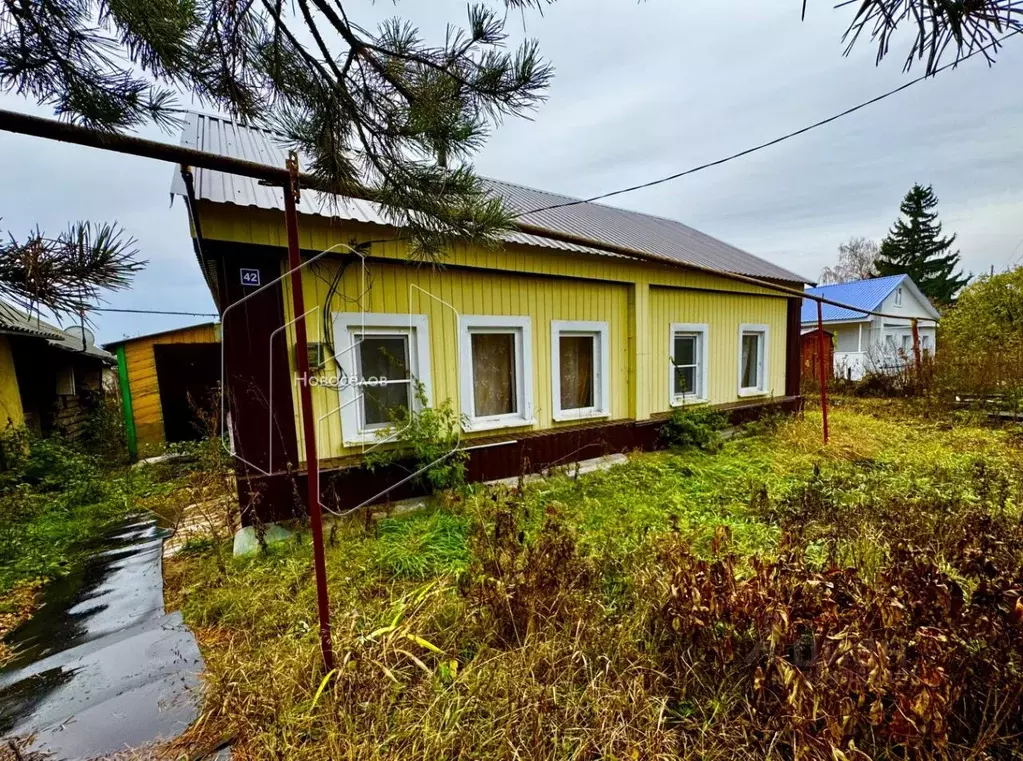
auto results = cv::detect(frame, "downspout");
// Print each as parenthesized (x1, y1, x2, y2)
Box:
(115, 345, 138, 461)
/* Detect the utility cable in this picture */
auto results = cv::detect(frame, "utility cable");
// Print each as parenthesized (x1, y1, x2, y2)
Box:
(90, 307, 219, 317)
(513, 30, 1020, 219)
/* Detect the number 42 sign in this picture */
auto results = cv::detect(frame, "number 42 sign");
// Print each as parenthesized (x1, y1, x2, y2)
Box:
(240, 268, 261, 287)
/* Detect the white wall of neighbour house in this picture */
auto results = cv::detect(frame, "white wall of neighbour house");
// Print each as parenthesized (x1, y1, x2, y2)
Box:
(828, 284, 938, 380)
(870, 285, 938, 373)
(831, 322, 868, 380)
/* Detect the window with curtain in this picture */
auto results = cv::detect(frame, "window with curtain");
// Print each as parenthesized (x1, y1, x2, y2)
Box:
(355, 334, 411, 427)
(559, 334, 595, 410)
(471, 331, 518, 417)
(551, 320, 609, 421)
(459, 316, 533, 431)
(739, 328, 765, 393)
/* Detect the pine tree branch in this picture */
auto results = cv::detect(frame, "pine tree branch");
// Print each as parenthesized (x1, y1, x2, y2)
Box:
(0, 220, 145, 316)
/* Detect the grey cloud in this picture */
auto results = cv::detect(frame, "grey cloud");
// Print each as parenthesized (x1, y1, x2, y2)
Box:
(1, 0, 1020, 340)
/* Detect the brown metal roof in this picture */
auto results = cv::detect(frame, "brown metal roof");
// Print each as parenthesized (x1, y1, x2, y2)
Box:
(171, 113, 807, 284)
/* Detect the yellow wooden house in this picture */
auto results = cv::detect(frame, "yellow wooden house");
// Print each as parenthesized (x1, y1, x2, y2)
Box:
(172, 114, 807, 523)
(1, 301, 115, 438)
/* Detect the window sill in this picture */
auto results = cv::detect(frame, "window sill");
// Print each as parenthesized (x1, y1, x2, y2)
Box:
(462, 416, 536, 433)
(552, 409, 610, 423)
(342, 428, 397, 448)
(670, 396, 709, 407)
(737, 388, 769, 398)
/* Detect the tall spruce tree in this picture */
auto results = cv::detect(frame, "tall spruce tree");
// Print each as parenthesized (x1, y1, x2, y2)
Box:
(875, 184, 970, 305)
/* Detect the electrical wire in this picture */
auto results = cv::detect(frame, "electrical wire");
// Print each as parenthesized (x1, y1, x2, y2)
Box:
(90, 307, 219, 316)
(512, 30, 1021, 219)
(1008, 233, 1023, 268)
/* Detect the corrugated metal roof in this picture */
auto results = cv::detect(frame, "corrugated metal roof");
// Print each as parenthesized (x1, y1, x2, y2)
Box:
(800, 275, 906, 323)
(0, 301, 66, 340)
(172, 113, 808, 284)
(0, 300, 115, 362)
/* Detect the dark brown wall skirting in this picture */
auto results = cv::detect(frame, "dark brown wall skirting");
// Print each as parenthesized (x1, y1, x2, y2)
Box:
(236, 395, 803, 525)
(785, 297, 802, 398)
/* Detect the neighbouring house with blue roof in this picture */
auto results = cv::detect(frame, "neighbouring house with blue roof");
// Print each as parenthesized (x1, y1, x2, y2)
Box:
(802, 274, 940, 380)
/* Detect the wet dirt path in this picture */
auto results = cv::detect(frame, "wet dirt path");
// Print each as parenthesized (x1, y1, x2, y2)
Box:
(0, 516, 204, 759)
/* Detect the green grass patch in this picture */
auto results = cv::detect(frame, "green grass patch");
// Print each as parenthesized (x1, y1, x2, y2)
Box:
(164, 400, 1023, 760)
(0, 429, 172, 594)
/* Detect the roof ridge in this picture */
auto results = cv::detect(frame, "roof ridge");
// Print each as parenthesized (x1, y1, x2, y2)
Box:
(182, 111, 810, 284)
(482, 176, 699, 227)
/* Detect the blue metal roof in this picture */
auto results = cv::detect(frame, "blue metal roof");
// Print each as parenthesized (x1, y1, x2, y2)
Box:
(801, 275, 906, 323)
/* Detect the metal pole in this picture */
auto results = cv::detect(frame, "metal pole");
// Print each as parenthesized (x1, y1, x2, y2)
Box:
(816, 300, 829, 444)
(282, 152, 334, 673)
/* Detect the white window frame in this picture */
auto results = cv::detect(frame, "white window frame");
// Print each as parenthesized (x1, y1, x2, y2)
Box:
(894, 287, 903, 307)
(459, 315, 534, 432)
(737, 323, 769, 397)
(333, 312, 432, 445)
(669, 323, 709, 406)
(551, 320, 610, 422)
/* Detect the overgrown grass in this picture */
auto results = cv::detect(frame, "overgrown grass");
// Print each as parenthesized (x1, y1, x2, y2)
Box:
(164, 400, 1023, 760)
(0, 428, 171, 595)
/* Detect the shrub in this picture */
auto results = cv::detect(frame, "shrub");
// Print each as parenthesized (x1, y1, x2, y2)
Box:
(462, 491, 591, 645)
(365, 385, 468, 492)
(0, 427, 97, 493)
(933, 266, 1023, 404)
(79, 389, 129, 463)
(653, 529, 1023, 760)
(659, 406, 727, 452)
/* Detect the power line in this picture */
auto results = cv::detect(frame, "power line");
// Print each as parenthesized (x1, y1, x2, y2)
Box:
(514, 31, 1020, 219)
(90, 307, 219, 317)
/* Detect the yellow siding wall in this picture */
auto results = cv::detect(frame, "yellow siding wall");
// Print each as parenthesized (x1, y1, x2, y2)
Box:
(648, 287, 788, 409)
(282, 258, 631, 462)
(196, 205, 794, 466)
(0, 336, 24, 428)
(120, 324, 220, 451)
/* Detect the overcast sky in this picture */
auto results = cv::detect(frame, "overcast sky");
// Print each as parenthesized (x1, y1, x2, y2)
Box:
(2, 0, 1021, 343)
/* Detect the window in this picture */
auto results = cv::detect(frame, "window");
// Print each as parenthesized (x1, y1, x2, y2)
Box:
(901, 334, 913, 354)
(551, 321, 610, 421)
(894, 287, 903, 307)
(333, 313, 432, 445)
(56, 365, 76, 396)
(737, 324, 769, 396)
(669, 323, 709, 404)
(459, 316, 534, 431)
(922, 335, 932, 353)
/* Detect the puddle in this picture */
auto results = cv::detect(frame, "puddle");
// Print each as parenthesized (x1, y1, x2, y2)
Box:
(0, 515, 202, 759)
(1, 517, 167, 670)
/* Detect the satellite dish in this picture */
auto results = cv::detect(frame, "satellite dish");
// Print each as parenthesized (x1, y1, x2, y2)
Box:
(64, 325, 96, 347)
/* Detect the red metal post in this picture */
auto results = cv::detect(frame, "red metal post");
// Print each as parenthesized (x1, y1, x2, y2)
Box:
(816, 299, 829, 444)
(911, 318, 922, 376)
(283, 153, 334, 672)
